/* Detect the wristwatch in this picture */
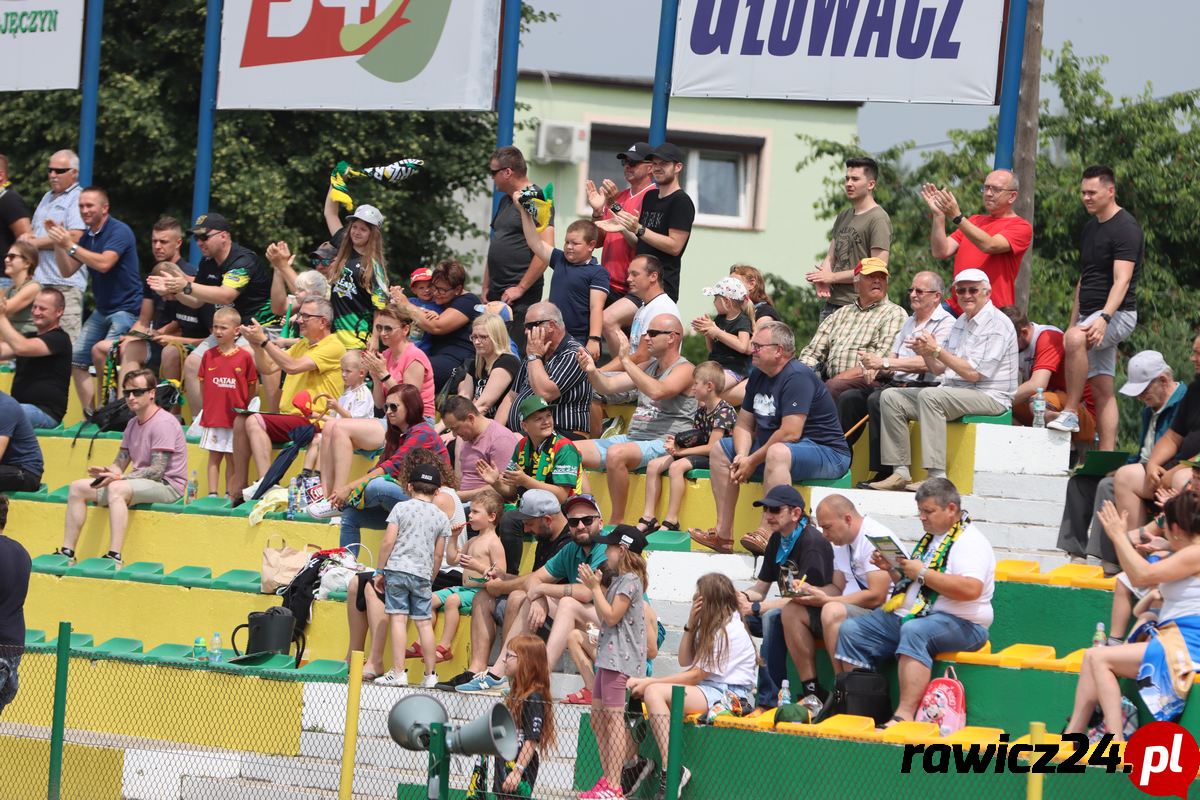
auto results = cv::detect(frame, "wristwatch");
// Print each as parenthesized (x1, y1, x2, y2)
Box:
(68, 244, 78, 257)
(916, 566, 929, 585)
(182, 282, 193, 296)
(882, 358, 891, 370)
(588, 335, 602, 343)
(635, 225, 646, 238)
(751, 601, 761, 617)
(526, 352, 542, 363)
(1099, 312, 1112, 323)
(951, 214, 965, 225)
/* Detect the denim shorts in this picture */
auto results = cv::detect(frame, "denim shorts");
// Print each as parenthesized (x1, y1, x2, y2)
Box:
(382, 569, 433, 620)
(835, 608, 989, 670)
(718, 437, 850, 482)
(590, 435, 668, 471)
(697, 679, 755, 711)
(72, 309, 138, 367)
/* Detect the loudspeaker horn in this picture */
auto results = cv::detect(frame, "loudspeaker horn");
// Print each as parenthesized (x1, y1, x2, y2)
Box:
(447, 702, 518, 761)
(388, 694, 449, 751)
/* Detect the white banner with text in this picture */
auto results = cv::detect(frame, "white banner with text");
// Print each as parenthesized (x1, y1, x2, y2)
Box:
(218, 0, 501, 110)
(672, 0, 1007, 104)
(0, 0, 84, 91)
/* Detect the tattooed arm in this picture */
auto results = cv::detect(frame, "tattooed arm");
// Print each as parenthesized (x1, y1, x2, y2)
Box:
(126, 450, 172, 482)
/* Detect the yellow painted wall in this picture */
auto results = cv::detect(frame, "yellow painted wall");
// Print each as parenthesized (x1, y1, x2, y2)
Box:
(0, 736, 124, 800)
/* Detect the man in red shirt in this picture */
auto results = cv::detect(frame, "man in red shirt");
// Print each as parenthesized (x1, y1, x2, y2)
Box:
(1001, 305, 1095, 442)
(922, 170, 1033, 314)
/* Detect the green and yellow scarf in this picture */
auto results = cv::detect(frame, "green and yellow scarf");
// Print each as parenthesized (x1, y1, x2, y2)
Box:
(882, 512, 970, 623)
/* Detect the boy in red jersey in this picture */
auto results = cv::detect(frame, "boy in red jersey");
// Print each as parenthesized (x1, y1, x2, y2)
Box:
(199, 307, 258, 498)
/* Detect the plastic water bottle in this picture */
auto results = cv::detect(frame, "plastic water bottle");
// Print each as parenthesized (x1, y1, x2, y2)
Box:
(186, 470, 199, 504)
(1032, 387, 1046, 428)
(800, 693, 824, 722)
(778, 679, 792, 707)
(286, 477, 298, 520)
(209, 632, 222, 664)
(194, 636, 207, 662)
(1092, 622, 1106, 648)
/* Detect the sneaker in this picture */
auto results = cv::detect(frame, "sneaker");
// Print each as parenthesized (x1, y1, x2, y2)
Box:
(435, 669, 476, 691)
(421, 672, 439, 689)
(653, 767, 691, 800)
(373, 669, 408, 687)
(1046, 410, 1080, 433)
(455, 672, 508, 695)
(620, 757, 655, 796)
(52, 548, 77, 567)
(867, 473, 910, 492)
(579, 777, 624, 799)
(241, 479, 264, 502)
(305, 498, 338, 519)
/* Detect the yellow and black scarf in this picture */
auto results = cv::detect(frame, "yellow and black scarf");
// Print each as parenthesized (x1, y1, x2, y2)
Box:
(883, 512, 970, 623)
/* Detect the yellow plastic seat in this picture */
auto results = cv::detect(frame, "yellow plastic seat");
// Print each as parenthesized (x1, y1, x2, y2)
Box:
(948, 642, 1054, 667)
(995, 559, 1041, 582)
(714, 709, 776, 730)
(879, 720, 941, 745)
(777, 714, 883, 742)
(937, 640, 992, 663)
(1026, 647, 1087, 673)
(1043, 563, 1115, 589)
(939, 726, 1006, 745)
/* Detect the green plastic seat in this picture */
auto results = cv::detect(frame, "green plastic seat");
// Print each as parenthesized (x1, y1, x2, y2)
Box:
(30, 553, 73, 576)
(961, 409, 1013, 425)
(89, 637, 145, 656)
(297, 659, 349, 677)
(24, 630, 46, 646)
(180, 495, 238, 516)
(223, 653, 297, 671)
(162, 565, 213, 588)
(66, 557, 120, 579)
(47, 632, 95, 650)
(211, 569, 263, 593)
(43, 485, 72, 503)
(685, 469, 711, 480)
(803, 470, 852, 489)
(645, 527, 692, 552)
(327, 589, 348, 602)
(8, 483, 49, 501)
(144, 643, 198, 663)
(113, 561, 165, 584)
(146, 498, 187, 513)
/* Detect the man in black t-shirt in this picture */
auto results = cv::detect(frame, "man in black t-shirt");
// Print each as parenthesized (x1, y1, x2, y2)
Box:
(0, 495, 32, 713)
(598, 143, 695, 302)
(733, 486, 834, 711)
(147, 212, 273, 415)
(484, 146, 555, 348)
(0, 155, 32, 257)
(0, 287, 71, 429)
(1048, 165, 1144, 450)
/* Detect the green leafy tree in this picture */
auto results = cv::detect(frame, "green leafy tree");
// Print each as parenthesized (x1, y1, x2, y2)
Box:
(784, 44, 1200, 446)
(0, 0, 552, 277)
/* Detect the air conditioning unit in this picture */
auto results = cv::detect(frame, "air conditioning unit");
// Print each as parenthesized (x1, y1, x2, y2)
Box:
(535, 122, 589, 163)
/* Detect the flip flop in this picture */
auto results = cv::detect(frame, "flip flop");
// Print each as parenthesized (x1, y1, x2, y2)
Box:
(690, 528, 733, 554)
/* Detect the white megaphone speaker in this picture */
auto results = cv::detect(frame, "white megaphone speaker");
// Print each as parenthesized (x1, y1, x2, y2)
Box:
(447, 702, 518, 761)
(388, 694, 449, 751)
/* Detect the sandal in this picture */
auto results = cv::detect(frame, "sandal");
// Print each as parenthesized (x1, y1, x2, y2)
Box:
(658, 520, 681, 532)
(564, 687, 593, 705)
(689, 528, 733, 554)
(435, 645, 453, 663)
(740, 529, 771, 557)
(879, 714, 910, 730)
(636, 516, 658, 533)
(404, 642, 423, 659)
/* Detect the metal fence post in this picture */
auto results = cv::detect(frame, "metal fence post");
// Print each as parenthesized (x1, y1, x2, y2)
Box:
(47, 620, 71, 800)
(1026, 721, 1045, 800)
(663, 685, 685, 800)
(338, 651, 365, 800)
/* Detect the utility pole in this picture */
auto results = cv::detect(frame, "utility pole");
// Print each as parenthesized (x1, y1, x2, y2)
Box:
(1012, 0, 1044, 313)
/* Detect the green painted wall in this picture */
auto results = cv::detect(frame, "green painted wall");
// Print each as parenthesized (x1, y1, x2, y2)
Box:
(512, 77, 858, 322)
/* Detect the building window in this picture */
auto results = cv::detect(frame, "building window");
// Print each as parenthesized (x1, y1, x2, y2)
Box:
(586, 126, 761, 229)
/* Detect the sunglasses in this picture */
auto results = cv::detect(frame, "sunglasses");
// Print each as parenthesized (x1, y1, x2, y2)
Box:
(4, 253, 19, 260)
(124, 387, 153, 397)
(644, 329, 674, 338)
(310, 256, 333, 267)
(193, 233, 214, 242)
(489, 166, 508, 176)
(954, 286, 983, 296)
(384, 403, 401, 413)
(567, 515, 598, 528)
(48, 167, 74, 174)
(375, 324, 396, 334)
(524, 319, 551, 331)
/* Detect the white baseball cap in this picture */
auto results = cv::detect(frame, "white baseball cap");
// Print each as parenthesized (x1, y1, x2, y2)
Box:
(954, 268, 991, 287)
(1120, 351, 1170, 396)
(347, 204, 384, 227)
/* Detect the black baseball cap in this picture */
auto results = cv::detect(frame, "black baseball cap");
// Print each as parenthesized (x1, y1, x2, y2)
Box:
(409, 464, 442, 487)
(309, 241, 338, 261)
(594, 524, 649, 554)
(646, 143, 684, 164)
(188, 212, 231, 236)
(617, 142, 653, 163)
(752, 485, 806, 509)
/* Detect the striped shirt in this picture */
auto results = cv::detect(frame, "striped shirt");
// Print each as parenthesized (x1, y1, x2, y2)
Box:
(507, 335, 592, 434)
(941, 301, 1019, 406)
(799, 298, 907, 377)
(890, 305, 956, 382)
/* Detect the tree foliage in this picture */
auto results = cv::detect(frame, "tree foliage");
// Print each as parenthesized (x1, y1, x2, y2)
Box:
(0, 0, 557, 276)
(779, 44, 1200, 445)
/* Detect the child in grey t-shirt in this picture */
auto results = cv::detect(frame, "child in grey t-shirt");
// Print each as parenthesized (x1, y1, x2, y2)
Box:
(577, 525, 649, 797)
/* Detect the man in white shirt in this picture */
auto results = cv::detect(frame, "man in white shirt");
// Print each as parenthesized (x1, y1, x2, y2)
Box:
(835, 479, 995, 726)
(598, 255, 680, 371)
(782, 494, 899, 682)
(22, 150, 86, 341)
(871, 269, 1018, 492)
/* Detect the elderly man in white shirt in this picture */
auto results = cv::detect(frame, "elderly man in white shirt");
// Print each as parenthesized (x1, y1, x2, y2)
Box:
(870, 269, 1018, 492)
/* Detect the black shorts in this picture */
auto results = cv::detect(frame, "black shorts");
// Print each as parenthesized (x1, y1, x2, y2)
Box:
(674, 455, 710, 471)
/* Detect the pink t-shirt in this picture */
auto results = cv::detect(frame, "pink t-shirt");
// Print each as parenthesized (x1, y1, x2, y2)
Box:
(386, 343, 435, 418)
(458, 419, 520, 492)
(948, 214, 1033, 312)
(121, 407, 188, 495)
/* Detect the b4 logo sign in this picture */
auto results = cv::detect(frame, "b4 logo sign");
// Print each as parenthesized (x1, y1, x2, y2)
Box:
(240, 0, 451, 82)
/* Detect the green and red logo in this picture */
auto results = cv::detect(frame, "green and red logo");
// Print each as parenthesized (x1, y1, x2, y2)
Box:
(240, 0, 451, 82)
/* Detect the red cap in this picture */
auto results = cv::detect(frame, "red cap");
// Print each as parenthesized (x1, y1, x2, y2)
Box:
(409, 267, 433, 284)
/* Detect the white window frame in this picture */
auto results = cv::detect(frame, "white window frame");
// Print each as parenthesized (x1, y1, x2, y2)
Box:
(686, 148, 756, 229)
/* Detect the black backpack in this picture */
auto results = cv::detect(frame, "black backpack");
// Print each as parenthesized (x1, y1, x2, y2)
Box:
(72, 381, 183, 457)
(814, 668, 893, 726)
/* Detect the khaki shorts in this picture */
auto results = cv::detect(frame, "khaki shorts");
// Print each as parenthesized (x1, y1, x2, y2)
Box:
(97, 479, 182, 506)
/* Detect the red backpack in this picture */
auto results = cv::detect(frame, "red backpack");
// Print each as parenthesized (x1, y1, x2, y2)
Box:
(916, 666, 967, 735)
